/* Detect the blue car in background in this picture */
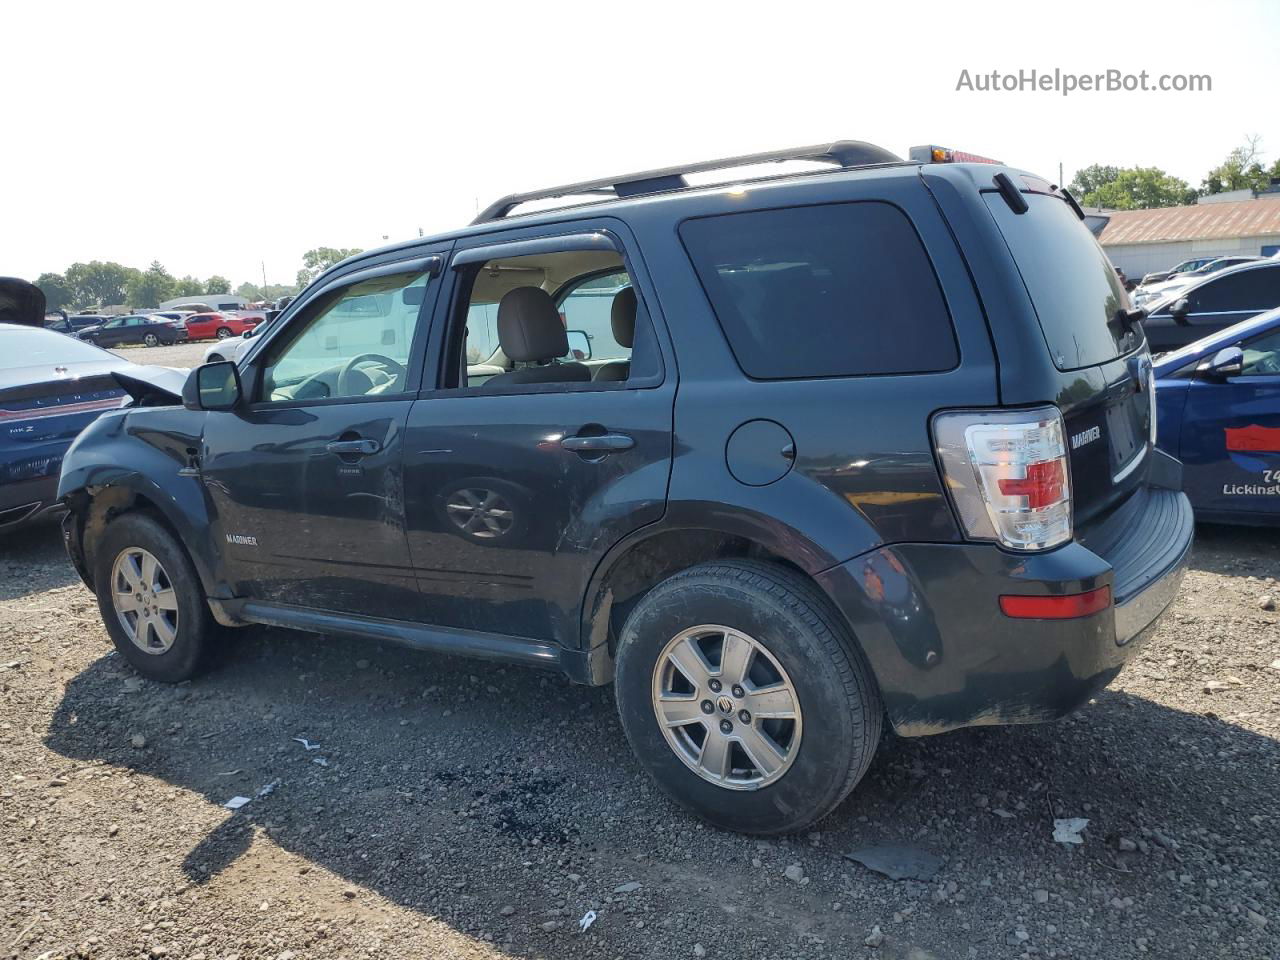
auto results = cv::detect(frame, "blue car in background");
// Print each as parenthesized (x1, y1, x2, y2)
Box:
(1154, 307, 1280, 524)
(1, 323, 185, 532)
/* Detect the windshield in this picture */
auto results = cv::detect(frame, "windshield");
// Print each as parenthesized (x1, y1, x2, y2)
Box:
(0, 326, 111, 370)
(985, 191, 1138, 370)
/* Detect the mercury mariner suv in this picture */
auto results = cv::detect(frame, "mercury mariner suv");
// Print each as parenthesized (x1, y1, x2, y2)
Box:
(58, 140, 1193, 834)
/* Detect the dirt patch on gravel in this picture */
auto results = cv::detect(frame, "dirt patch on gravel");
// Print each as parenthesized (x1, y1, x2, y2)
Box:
(1, 519, 1276, 959)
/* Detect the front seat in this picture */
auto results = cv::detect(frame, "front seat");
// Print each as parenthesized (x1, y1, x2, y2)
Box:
(485, 287, 591, 386)
(594, 287, 636, 382)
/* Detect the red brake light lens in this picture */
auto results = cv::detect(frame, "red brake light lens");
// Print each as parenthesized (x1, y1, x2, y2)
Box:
(999, 586, 1112, 619)
(997, 459, 1066, 509)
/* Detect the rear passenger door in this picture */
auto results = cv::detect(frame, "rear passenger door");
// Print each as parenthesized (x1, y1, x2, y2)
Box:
(401, 223, 676, 646)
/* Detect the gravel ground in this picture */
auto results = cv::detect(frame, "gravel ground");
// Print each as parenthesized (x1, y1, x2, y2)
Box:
(1, 520, 1277, 960)
(108, 341, 224, 370)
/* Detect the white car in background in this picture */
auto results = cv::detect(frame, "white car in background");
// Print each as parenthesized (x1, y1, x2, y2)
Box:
(201, 319, 269, 363)
(1132, 256, 1263, 308)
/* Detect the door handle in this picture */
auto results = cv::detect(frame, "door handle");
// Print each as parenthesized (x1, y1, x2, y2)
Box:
(560, 433, 635, 453)
(326, 438, 381, 456)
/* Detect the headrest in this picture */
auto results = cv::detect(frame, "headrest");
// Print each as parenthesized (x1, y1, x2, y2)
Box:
(497, 287, 568, 362)
(610, 286, 637, 348)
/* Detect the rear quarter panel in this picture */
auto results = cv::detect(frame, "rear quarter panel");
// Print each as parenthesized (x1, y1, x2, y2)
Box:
(625, 168, 998, 570)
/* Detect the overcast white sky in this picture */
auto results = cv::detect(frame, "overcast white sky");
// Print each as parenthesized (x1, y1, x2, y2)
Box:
(3, 0, 1277, 289)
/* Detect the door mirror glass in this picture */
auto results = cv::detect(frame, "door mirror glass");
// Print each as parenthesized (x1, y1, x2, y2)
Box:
(1170, 298, 1190, 322)
(1197, 346, 1243, 380)
(183, 361, 242, 410)
(566, 329, 591, 360)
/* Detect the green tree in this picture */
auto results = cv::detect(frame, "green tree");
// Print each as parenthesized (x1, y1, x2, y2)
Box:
(35, 272, 74, 312)
(1202, 136, 1273, 195)
(1081, 167, 1196, 210)
(1068, 164, 1120, 199)
(65, 261, 136, 308)
(205, 275, 231, 295)
(235, 281, 262, 300)
(173, 276, 205, 298)
(126, 261, 177, 308)
(299, 246, 363, 284)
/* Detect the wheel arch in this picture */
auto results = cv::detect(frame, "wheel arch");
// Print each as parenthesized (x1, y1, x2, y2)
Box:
(60, 425, 224, 600)
(578, 511, 872, 683)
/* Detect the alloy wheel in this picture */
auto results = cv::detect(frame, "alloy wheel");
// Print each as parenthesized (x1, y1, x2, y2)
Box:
(143, 333, 159, 347)
(445, 488, 515, 539)
(651, 624, 802, 790)
(110, 547, 180, 655)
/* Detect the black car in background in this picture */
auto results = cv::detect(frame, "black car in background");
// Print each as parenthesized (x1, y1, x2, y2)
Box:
(1, 323, 184, 531)
(1142, 259, 1280, 351)
(77, 314, 189, 348)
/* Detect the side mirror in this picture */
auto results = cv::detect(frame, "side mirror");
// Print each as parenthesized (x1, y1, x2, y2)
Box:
(565, 329, 591, 360)
(1170, 298, 1190, 324)
(1196, 346, 1243, 381)
(242, 327, 255, 339)
(183, 361, 243, 411)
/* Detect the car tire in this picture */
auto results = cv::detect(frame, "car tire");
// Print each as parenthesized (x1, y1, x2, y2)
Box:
(215, 327, 233, 339)
(615, 559, 882, 835)
(93, 512, 214, 683)
(143, 333, 159, 347)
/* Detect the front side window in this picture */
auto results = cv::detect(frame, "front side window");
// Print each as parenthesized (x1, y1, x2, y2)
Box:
(680, 202, 959, 379)
(1241, 328, 1280, 376)
(261, 268, 429, 402)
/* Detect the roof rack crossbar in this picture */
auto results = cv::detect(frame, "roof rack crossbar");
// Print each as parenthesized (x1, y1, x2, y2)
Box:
(472, 140, 903, 223)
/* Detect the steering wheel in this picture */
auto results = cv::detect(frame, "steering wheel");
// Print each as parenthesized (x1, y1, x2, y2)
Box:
(337, 353, 406, 396)
(1252, 352, 1280, 376)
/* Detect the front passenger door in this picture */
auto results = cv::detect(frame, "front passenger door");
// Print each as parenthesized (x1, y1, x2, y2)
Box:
(198, 254, 445, 619)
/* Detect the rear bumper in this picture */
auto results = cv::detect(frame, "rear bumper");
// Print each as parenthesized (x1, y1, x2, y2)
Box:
(816, 481, 1193, 737)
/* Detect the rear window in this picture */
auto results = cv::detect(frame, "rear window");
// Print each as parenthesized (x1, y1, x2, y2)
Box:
(679, 202, 958, 379)
(984, 192, 1135, 370)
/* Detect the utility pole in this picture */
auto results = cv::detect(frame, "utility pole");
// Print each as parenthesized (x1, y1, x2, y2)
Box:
(1059, 162, 1064, 191)
(261, 260, 268, 296)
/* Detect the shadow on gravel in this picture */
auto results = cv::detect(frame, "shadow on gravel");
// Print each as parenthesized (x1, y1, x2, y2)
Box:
(1190, 521, 1280, 578)
(42, 617, 1280, 959)
(0, 516, 78, 599)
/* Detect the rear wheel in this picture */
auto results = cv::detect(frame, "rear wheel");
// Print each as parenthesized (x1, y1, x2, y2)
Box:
(615, 560, 882, 834)
(143, 333, 159, 347)
(215, 327, 233, 339)
(93, 512, 214, 682)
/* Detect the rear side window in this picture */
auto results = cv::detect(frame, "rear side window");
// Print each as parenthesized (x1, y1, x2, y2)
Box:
(984, 192, 1135, 370)
(679, 202, 958, 379)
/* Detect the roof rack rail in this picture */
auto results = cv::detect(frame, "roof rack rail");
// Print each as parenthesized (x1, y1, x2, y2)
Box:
(472, 140, 903, 224)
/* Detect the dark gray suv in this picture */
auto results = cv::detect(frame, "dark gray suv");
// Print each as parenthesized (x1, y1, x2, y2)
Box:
(58, 140, 1192, 833)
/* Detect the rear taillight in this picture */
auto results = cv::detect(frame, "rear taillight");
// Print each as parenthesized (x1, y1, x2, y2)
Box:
(932, 406, 1072, 551)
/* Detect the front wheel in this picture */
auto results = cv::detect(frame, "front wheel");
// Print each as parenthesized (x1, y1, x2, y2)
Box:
(92, 512, 215, 682)
(615, 560, 882, 834)
(215, 327, 233, 339)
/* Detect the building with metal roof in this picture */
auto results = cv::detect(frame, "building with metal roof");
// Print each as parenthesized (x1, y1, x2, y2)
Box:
(1099, 193, 1280, 278)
